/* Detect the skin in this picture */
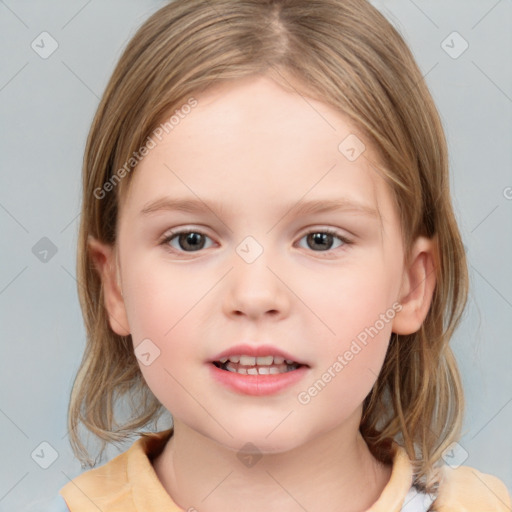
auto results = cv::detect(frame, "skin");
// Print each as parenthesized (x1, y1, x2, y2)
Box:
(89, 74, 436, 512)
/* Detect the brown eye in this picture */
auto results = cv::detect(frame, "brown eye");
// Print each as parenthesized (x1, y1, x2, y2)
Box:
(297, 229, 350, 252)
(162, 230, 213, 252)
(306, 232, 335, 251)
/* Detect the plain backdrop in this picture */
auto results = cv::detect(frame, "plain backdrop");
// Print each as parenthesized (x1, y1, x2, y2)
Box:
(0, 1, 511, 510)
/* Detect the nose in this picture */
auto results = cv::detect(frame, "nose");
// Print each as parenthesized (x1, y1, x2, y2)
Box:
(223, 244, 290, 321)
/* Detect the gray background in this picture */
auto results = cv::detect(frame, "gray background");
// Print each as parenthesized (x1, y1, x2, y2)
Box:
(0, 0, 511, 510)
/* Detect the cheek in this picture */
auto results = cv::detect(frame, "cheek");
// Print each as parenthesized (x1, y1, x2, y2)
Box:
(297, 258, 398, 407)
(311, 254, 399, 344)
(122, 254, 210, 341)
(120, 256, 214, 411)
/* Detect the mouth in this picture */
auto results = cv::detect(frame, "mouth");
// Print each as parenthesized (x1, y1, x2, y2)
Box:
(212, 355, 306, 375)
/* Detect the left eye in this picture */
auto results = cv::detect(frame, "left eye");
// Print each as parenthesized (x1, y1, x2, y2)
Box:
(296, 229, 350, 252)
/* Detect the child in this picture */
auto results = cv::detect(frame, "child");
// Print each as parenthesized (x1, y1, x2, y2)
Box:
(51, 0, 511, 510)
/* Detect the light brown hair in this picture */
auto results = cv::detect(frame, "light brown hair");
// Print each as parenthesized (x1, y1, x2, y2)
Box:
(69, 0, 469, 493)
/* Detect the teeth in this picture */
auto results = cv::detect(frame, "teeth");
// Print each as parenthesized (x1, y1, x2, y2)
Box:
(240, 355, 256, 365)
(221, 361, 300, 375)
(221, 355, 296, 365)
(226, 365, 248, 374)
(256, 355, 273, 365)
(215, 354, 303, 375)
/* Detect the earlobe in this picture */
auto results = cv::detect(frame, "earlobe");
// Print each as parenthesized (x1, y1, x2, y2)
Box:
(392, 236, 437, 335)
(87, 235, 131, 336)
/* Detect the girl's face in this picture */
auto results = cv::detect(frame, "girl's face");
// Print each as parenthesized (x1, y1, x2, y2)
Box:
(95, 74, 434, 453)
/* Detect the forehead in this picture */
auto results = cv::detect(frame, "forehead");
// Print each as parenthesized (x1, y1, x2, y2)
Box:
(119, 75, 393, 227)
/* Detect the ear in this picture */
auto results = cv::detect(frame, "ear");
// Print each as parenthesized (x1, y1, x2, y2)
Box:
(392, 236, 437, 335)
(87, 236, 130, 336)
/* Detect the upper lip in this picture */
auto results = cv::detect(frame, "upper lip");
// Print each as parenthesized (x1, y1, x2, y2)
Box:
(210, 344, 310, 366)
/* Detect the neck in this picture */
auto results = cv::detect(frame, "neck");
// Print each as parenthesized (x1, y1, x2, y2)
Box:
(152, 412, 392, 512)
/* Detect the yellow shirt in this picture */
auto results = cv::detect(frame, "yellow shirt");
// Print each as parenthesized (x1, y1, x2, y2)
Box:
(60, 429, 511, 511)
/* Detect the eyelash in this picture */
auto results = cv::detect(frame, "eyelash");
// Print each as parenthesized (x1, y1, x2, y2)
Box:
(159, 227, 353, 257)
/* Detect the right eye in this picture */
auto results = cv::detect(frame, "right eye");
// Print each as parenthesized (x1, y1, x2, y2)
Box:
(160, 229, 215, 253)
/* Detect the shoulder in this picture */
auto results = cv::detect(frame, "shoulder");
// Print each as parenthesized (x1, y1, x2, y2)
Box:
(434, 464, 511, 511)
(59, 429, 174, 510)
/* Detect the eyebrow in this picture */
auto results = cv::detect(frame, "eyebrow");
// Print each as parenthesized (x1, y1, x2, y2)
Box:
(139, 196, 379, 219)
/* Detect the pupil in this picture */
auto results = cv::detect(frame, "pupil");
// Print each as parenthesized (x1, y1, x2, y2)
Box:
(180, 232, 204, 251)
(308, 232, 332, 250)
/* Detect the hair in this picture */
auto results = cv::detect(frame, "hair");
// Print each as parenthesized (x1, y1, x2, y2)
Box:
(69, 0, 469, 495)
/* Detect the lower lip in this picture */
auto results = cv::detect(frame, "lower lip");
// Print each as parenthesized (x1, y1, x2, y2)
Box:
(208, 363, 309, 396)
